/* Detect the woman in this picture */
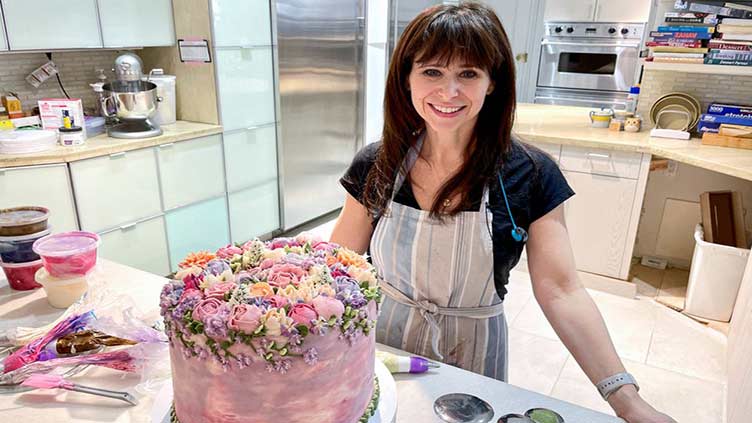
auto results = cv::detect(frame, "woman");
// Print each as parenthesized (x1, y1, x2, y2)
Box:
(331, 3, 674, 422)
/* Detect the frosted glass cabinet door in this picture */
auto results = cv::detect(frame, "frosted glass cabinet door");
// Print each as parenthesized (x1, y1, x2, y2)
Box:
(70, 148, 162, 232)
(2, 0, 102, 49)
(0, 164, 78, 232)
(543, 0, 596, 21)
(211, 0, 271, 47)
(98, 216, 171, 276)
(165, 197, 230, 269)
(223, 126, 278, 192)
(229, 181, 279, 243)
(215, 47, 276, 131)
(157, 135, 226, 210)
(97, 0, 175, 47)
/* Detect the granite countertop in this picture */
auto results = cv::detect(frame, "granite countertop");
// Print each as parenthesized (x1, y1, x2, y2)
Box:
(514, 104, 752, 182)
(0, 259, 623, 423)
(0, 121, 223, 169)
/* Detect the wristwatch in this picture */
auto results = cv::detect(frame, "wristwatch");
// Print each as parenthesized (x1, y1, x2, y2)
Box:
(596, 372, 639, 400)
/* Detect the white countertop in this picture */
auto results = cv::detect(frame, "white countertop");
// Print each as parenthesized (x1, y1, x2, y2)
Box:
(0, 260, 622, 422)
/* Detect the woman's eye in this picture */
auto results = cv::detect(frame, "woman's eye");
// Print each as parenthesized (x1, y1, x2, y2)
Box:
(423, 69, 442, 77)
(460, 70, 478, 78)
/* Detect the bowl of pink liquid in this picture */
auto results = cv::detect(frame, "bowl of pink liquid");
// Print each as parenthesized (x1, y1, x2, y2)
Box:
(32, 231, 100, 278)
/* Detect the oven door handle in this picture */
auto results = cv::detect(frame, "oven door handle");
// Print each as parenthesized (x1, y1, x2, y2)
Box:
(541, 40, 641, 49)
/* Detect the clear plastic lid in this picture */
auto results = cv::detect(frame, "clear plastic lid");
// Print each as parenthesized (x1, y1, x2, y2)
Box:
(0, 207, 50, 226)
(33, 231, 100, 257)
(0, 227, 51, 242)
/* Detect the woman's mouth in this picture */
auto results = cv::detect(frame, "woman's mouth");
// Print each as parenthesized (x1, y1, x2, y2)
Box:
(429, 103, 466, 117)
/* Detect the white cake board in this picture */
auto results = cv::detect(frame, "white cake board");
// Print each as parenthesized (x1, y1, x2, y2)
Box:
(151, 358, 397, 423)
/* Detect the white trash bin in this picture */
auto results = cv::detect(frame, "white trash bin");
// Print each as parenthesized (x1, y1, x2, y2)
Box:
(685, 224, 750, 321)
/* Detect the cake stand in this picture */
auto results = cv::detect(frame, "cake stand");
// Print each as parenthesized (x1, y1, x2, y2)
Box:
(150, 358, 397, 423)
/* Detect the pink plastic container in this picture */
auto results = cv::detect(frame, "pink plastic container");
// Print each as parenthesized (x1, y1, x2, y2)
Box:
(1, 259, 43, 290)
(32, 231, 100, 278)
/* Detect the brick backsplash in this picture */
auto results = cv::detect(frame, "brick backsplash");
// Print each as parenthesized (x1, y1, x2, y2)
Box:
(0, 50, 128, 114)
(637, 68, 752, 125)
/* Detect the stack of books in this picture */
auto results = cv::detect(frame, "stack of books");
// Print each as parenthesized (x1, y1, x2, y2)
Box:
(688, 2, 752, 66)
(698, 103, 752, 149)
(646, 11, 714, 63)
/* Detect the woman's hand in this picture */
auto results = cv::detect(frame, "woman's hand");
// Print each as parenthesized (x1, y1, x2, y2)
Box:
(607, 386, 677, 423)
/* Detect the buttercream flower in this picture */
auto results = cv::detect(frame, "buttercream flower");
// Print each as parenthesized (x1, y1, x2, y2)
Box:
(267, 263, 306, 288)
(348, 265, 378, 287)
(312, 295, 345, 319)
(192, 297, 223, 322)
(259, 258, 276, 270)
(179, 251, 216, 269)
(228, 304, 263, 333)
(216, 244, 243, 259)
(329, 263, 349, 279)
(312, 241, 337, 252)
(200, 269, 235, 290)
(241, 239, 264, 252)
(334, 276, 360, 294)
(262, 309, 292, 337)
(289, 303, 318, 328)
(268, 237, 299, 249)
(262, 248, 287, 261)
(205, 282, 237, 300)
(336, 248, 369, 268)
(202, 259, 231, 277)
(235, 270, 258, 284)
(268, 295, 289, 309)
(249, 282, 275, 298)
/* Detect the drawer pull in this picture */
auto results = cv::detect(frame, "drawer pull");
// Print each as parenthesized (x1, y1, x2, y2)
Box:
(119, 222, 137, 231)
(109, 152, 126, 159)
(586, 152, 611, 159)
(158, 143, 175, 149)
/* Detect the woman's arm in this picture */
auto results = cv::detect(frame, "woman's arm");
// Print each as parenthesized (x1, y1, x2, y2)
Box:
(526, 204, 675, 423)
(329, 193, 375, 254)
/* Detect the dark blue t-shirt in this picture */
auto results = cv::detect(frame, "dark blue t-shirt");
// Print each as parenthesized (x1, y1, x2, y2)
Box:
(339, 139, 575, 301)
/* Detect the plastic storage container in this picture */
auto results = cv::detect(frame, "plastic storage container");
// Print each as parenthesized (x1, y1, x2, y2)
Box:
(1, 259, 43, 290)
(84, 116, 106, 138)
(32, 231, 100, 278)
(0, 228, 51, 263)
(0, 206, 49, 236)
(0, 130, 57, 155)
(35, 267, 89, 308)
(685, 224, 750, 321)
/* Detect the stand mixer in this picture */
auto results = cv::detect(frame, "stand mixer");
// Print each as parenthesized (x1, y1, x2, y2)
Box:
(101, 53, 163, 138)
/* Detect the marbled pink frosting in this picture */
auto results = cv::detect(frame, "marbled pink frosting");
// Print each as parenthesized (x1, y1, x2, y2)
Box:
(170, 308, 376, 423)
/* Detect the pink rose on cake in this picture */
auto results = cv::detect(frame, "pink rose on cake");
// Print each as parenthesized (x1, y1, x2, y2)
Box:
(228, 304, 263, 333)
(289, 303, 319, 328)
(216, 244, 243, 259)
(312, 241, 337, 252)
(192, 297, 224, 322)
(205, 282, 236, 300)
(267, 263, 306, 288)
(312, 295, 345, 319)
(268, 295, 289, 309)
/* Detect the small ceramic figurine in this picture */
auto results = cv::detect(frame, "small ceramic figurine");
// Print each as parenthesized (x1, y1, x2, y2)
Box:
(624, 116, 642, 132)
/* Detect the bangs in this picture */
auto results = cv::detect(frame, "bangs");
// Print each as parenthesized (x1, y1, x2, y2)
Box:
(411, 8, 503, 72)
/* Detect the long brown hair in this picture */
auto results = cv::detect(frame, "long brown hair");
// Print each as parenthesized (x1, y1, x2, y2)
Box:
(363, 2, 516, 220)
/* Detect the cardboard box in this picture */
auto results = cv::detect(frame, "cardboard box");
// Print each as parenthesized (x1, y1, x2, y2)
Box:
(37, 98, 87, 138)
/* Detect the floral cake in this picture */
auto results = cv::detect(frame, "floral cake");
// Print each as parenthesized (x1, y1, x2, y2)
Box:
(160, 236, 381, 423)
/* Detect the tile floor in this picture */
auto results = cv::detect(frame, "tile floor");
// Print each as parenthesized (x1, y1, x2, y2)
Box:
(291, 216, 728, 423)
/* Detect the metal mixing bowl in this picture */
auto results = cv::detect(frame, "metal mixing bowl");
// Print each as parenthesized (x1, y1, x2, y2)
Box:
(101, 81, 161, 121)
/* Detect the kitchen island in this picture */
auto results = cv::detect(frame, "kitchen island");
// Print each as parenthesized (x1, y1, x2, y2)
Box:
(0, 259, 623, 422)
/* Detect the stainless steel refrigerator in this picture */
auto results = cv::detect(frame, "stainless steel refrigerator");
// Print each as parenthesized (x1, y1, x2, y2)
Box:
(275, 0, 366, 231)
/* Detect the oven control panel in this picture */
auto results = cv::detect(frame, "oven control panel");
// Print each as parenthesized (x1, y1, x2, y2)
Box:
(545, 22, 645, 40)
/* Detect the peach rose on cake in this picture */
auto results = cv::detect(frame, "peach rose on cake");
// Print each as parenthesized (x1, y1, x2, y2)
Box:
(249, 282, 275, 298)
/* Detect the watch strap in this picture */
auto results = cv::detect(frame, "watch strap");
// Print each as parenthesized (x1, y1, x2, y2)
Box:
(596, 372, 639, 400)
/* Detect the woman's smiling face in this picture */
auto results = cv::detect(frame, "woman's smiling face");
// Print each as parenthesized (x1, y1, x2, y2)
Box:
(408, 58, 494, 134)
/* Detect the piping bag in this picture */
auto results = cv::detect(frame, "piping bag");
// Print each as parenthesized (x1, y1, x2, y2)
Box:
(376, 351, 440, 374)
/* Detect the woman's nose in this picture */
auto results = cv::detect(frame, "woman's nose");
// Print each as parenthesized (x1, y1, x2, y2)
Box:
(439, 78, 460, 98)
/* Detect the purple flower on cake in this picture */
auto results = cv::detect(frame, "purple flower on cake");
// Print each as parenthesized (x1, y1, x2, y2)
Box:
(173, 290, 202, 321)
(303, 347, 318, 365)
(235, 270, 258, 284)
(204, 303, 232, 340)
(334, 276, 360, 294)
(339, 289, 367, 308)
(289, 303, 319, 328)
(312, 295, 345, 319)
(202, 259, 231, 277)
(216, 244, 243, 259)
(205, 282, 237, 300)
(267, 263, 306, 288)
(160, 282, 184, 314)
(191, 297, 224, 322)
(330, 264, 349, 279)
(227, 304, 263, 333)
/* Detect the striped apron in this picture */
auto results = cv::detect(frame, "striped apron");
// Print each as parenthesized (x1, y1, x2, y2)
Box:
(371, 138, 509, 381)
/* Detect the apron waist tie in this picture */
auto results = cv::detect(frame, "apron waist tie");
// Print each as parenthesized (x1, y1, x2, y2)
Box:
(379, 281, 504, 360)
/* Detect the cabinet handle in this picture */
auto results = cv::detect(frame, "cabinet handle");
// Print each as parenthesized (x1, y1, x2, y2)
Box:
(159, 143, 175, 149)
(109, 152, 126, 159)
(587, 152, 611, 159)
(119, 222, 137, 231)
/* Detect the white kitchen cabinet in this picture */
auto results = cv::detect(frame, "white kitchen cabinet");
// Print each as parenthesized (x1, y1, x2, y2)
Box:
(523, 140, 561, 163)
(165, 197, 230, 269)
(223, 125, 278, 192)
(97, 0, 175, 47)
(215, 47, 276, 131)
(2, 0, 102, 50)
(544, 0, 596, 22)
(595, 0, 652, 23)
(563, 170, 638, 279)
(210, 0, 272, 47)
(98, 215, 171, 276)
(0, 164, 78, 233)
(70, 148, 161, 233)
(157, 135, 225, 210)
(560, 145, 642, 179)
(229, 181, 279, 243)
